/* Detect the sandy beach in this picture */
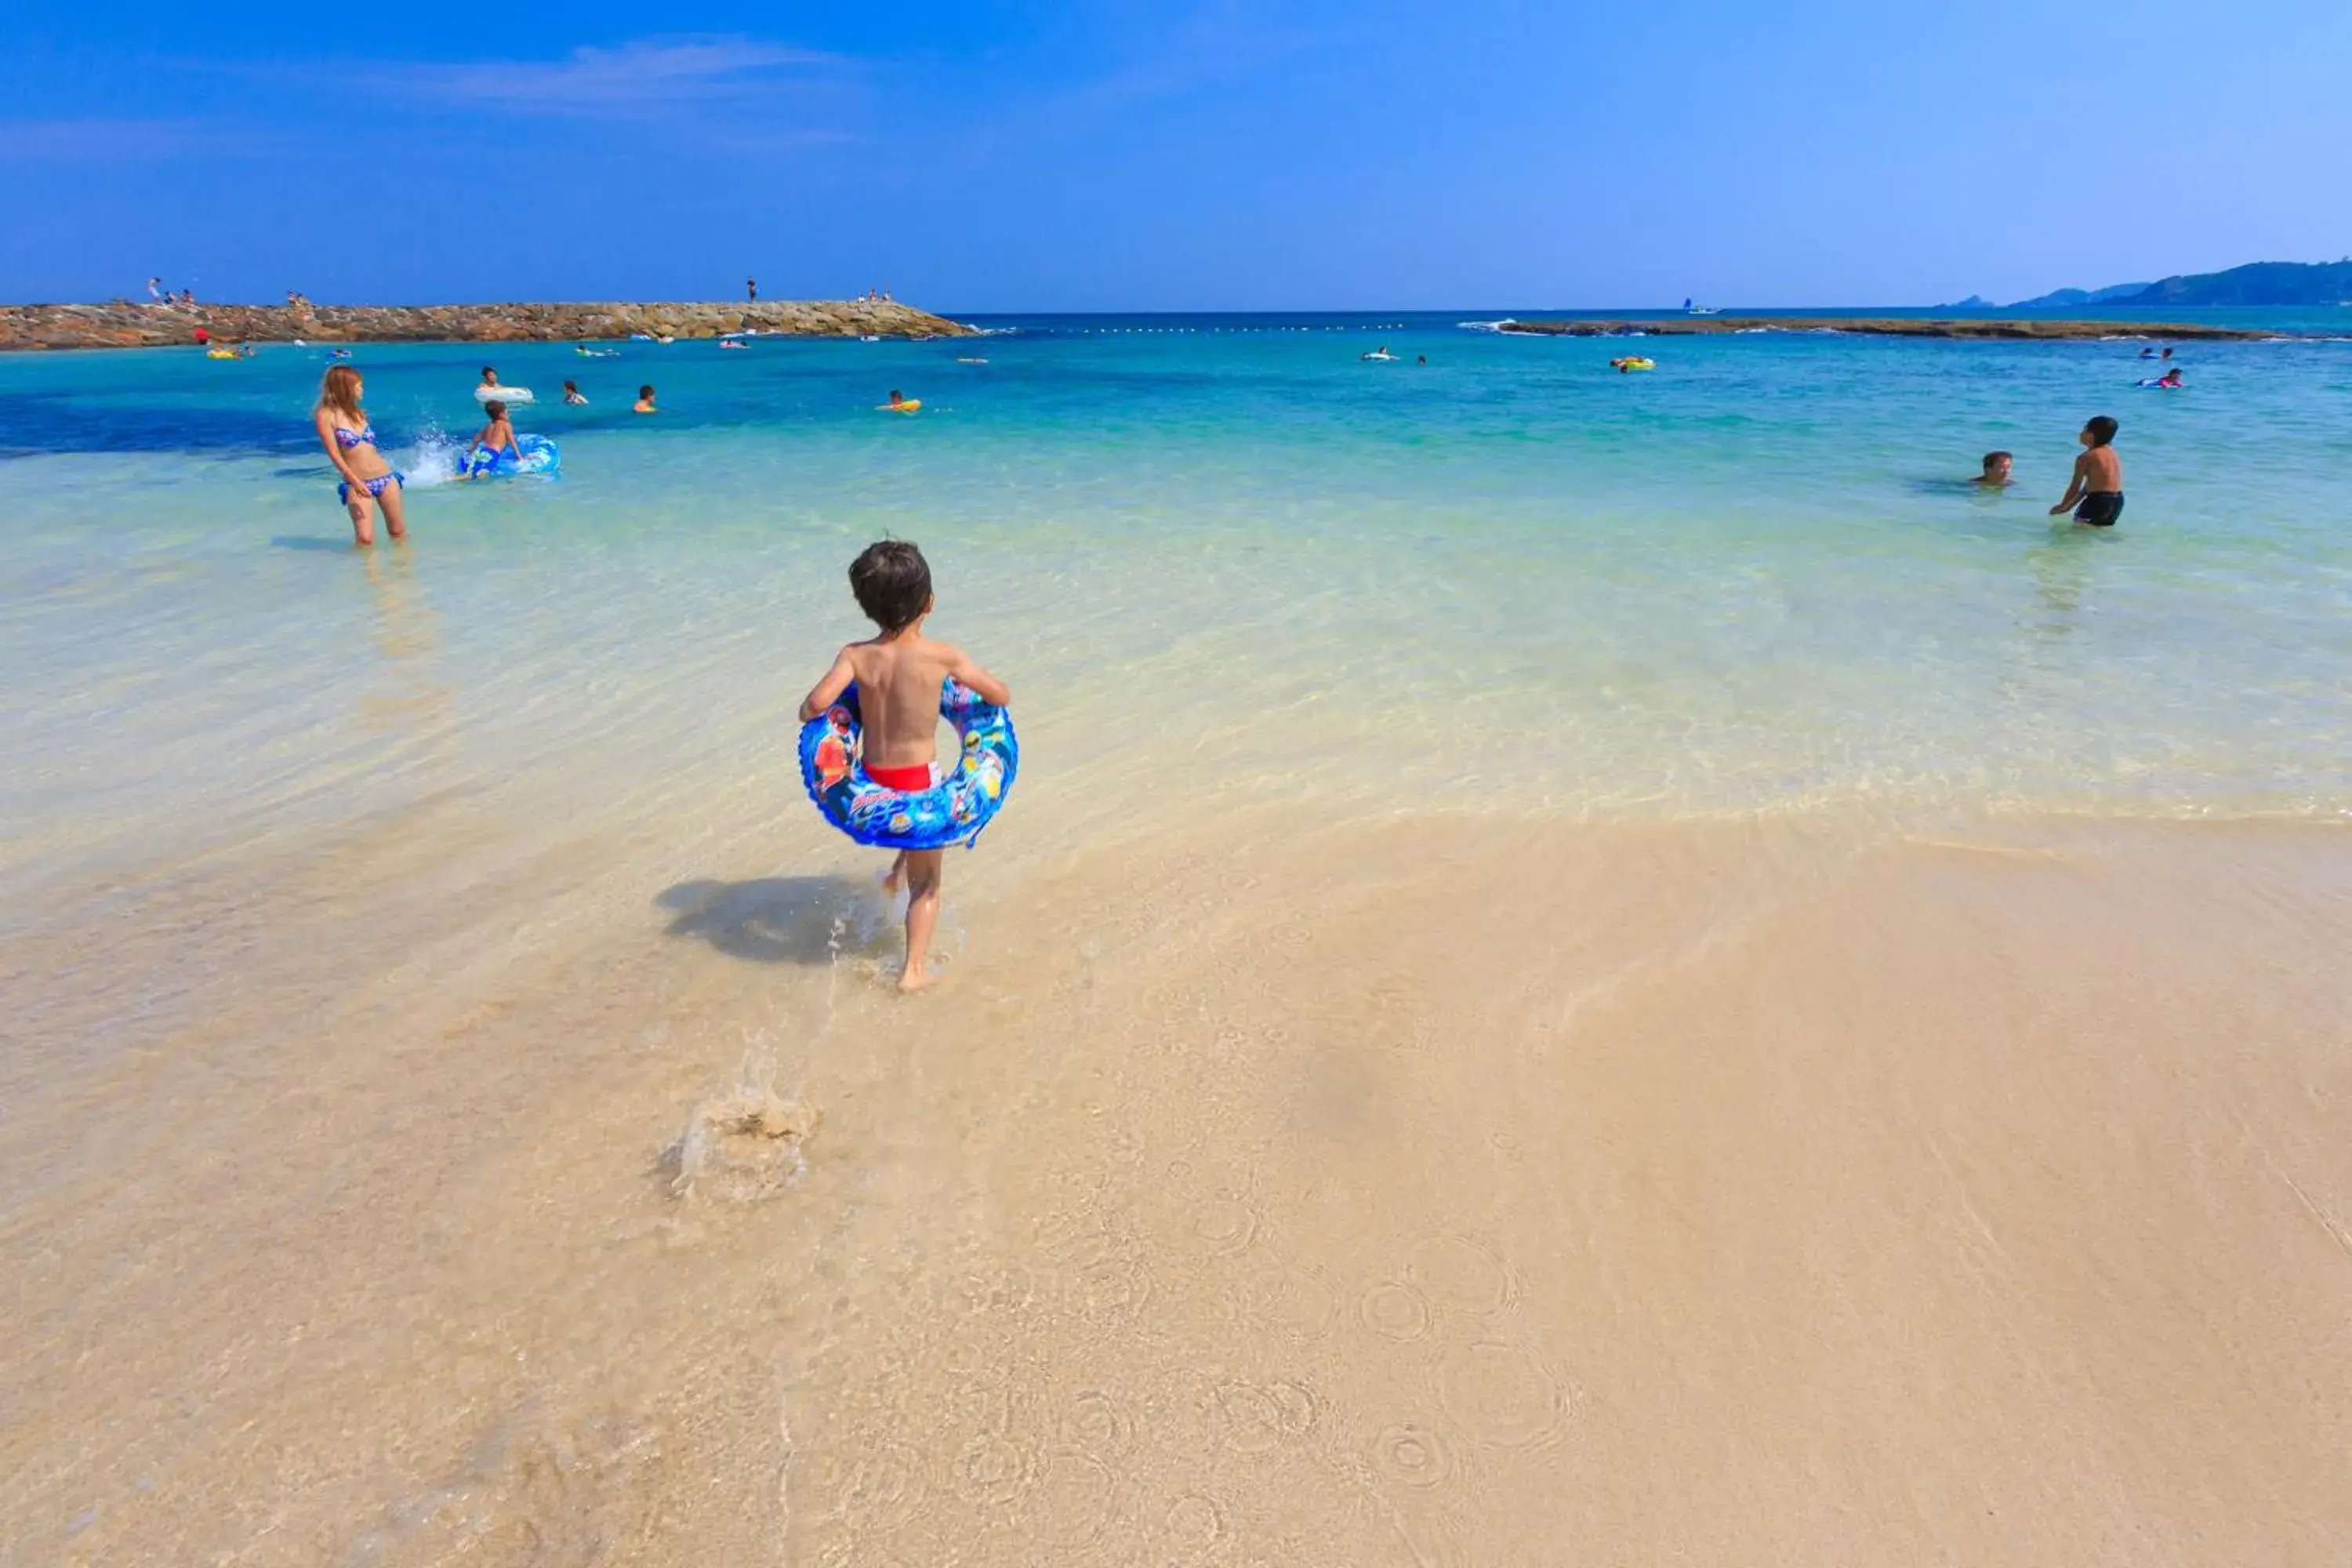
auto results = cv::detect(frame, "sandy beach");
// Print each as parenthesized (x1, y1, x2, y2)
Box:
(5, 797, 2348, 1566)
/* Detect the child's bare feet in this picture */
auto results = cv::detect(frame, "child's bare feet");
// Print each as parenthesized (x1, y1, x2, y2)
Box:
(897, 962, 937, 993)
(898, 848, 946, 993)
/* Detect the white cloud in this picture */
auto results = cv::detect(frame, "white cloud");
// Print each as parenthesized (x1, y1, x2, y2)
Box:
(401, 36, 842, 116)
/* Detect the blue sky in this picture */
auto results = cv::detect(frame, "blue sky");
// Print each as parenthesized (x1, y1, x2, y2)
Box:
(4, 0, 2348, 310)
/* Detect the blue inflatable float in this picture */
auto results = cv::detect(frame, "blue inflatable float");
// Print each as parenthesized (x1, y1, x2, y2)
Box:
(799, 678, 1018, 851)
(457, 433, 560, 478)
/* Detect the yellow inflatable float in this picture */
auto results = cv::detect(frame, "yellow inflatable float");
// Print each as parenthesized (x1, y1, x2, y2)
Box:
(1610, 356, 1656, 372)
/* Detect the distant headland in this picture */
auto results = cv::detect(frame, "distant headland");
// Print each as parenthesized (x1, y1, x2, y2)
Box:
(0, 299, 974, 352)
(1494, 318, 2281, 341)
(1980, 259, 2352, 311)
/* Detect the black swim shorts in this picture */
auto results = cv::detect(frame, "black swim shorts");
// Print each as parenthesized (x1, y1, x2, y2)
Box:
(2074, 492, 2125, 528)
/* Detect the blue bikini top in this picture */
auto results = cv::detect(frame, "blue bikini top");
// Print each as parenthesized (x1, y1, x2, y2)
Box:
(332, 423, 377, 449)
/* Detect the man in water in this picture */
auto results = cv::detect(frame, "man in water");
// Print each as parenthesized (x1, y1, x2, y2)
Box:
(1975, 451, 2013, 488)
(748, 277, 757, 303)
(2050, 416, 2124, 527)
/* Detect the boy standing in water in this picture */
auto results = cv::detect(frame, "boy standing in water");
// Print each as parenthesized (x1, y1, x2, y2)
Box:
(2050, 416, 2125, 527)
(800, 541, 1011, 992)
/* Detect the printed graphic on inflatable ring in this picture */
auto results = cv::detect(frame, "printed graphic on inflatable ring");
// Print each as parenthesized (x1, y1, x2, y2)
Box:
(799, 677, 1018, 851)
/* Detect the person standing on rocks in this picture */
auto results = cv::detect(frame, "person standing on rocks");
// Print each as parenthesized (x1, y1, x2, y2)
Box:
(747, 278, 757, 303)
(147, 278, 163, 302)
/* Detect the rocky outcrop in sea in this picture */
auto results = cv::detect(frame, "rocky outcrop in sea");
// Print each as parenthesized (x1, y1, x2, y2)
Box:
(0, 299, 974, 352)
(1493, 316, 2280, 341)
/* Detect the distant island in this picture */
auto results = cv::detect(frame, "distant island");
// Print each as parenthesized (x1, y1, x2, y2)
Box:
(1497, 318, 2278, 341)
(2005, 282, 2154, 310)
(0, 299, 972, 352)
(1975, 259, 2352, 310)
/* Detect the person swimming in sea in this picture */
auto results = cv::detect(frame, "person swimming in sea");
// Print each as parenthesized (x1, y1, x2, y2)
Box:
(633, 384, 658, 413)
(562, 379, 587, 405)
(459, 400, 523, 477)
(882, 388, 916, 412)
(1974, 450, 2013, 488)
(313, 365, 406, 546)
(476, 365, 503, 397)
(2050, 416, 2124, 528)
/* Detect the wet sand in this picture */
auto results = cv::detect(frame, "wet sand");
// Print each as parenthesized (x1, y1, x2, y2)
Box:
(4, 805, 2349, 1566)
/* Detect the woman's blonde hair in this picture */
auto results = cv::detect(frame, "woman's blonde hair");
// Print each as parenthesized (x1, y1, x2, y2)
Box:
(318, 364, 363, 417)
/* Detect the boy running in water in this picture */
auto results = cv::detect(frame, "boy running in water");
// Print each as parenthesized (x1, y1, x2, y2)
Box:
(800, 541, 1011, 991)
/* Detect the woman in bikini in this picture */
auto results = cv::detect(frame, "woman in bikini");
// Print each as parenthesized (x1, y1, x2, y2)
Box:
(314, 365, 407, 546)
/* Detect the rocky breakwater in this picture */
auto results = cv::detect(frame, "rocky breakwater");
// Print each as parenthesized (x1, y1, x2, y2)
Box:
(1494, 317, 2281, 341)
(0, 299, 974, 351)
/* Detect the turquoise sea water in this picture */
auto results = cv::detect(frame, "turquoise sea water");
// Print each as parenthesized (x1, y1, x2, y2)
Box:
(3, 310, 2350, 916)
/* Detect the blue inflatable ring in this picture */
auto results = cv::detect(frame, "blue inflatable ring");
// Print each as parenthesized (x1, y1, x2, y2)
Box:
(799, 678, 1018, 851)
(456, 433, 560, 478)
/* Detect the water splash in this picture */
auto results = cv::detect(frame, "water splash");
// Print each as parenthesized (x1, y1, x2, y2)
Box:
(395, 423, 466, 488)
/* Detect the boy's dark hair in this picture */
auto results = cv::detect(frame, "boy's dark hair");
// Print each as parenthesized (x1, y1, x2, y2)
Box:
(849, 540, 932, 632)
(1982, 450, 2011, 469)
(2085, 416, 2118, 446)
(639, 384, 655, 399)
(481, 366, 495, 379)
(484, 399, 507, 419)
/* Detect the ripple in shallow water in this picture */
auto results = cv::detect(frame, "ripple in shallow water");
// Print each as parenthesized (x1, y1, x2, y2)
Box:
(670, 1090, 818, 1201)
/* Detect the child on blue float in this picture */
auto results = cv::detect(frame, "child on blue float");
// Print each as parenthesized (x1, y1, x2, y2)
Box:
(459, 399, 522, 477)
(799, 540, 1011, 992)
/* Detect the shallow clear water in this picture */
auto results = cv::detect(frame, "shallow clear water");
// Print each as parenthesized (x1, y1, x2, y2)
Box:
(3, 310, 2350, 918)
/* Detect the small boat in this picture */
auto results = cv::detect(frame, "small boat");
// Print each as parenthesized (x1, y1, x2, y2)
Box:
(1683, 297, 1720, 316)
(860, 335, 882, 343)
